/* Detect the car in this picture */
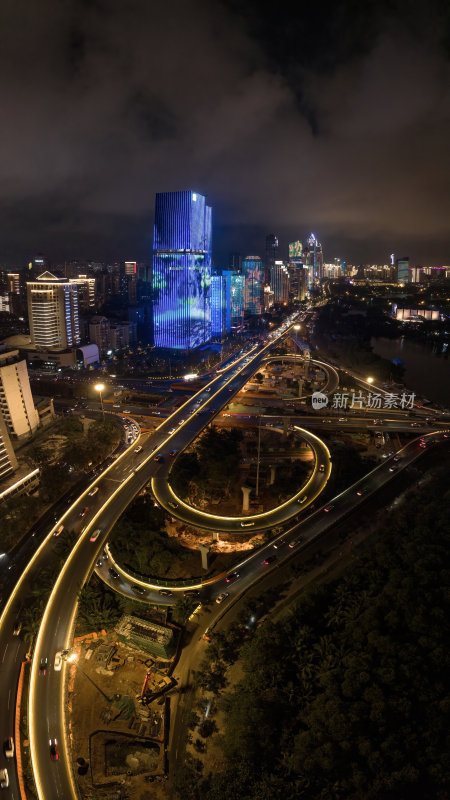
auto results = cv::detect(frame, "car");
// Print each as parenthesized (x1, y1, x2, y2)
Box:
(79, 506, 89, 518)
(419, 441, 427, 448)
(154, 454, 165, 462)
(318, 464, 325, 472)
(3, 738, 14, 758)
(324, 504, 335, 512)
(158, 589, 173, 597)
(124, 409, 131, 413)
(289, 537, 304, 548)
(95, 559, 103, 567)
(183, 590, 200, 598)
(389, 464, 399, 471)
(54, 651, 63, 671)
(299, 495, 308, 504)
(90, 528, 101, 542)
(393, 455, 401, 462)
(216, 592, 229, 604)
(169, 449, 177, 457)
(54, 524, 64, 536)
(108, 567, 120, 580)
(263, 554, 277, 565)
(273, 539, 286, 549)
(13, 620, 22, 636)
(338, 417, 347, 422)
(39, 657, 48, 676)
(240, 521, 254, 527)
(134, 445, 143, 453)
(113, 403, 120, 408)
(88, 487, 99, 496)
(49, 739, 59, 761)
(0, 769, 9, 789)
(131, 584, 146, 595)
(168, 501, 178, 510)
(225, 571, 240, 583)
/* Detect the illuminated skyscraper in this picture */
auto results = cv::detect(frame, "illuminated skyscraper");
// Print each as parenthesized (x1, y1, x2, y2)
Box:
(152, 191, 212, 349)
(211, 274, 227, 338)
(265, 234, 278, 284)
(396, 257, 409, 283)
(304, 234, 324, 281)
(222, 270, 244, 331)
(242, 256, 264, 315)
(27, 271, 80, 350)
(270, 261, 290, 303)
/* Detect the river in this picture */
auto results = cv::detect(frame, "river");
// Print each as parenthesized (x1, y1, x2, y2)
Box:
(371, 337, 450, 406)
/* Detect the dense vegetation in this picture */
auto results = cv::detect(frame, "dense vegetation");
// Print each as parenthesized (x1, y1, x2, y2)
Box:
(171, 427, 243, 499)
(180, 467, 450, 800)
(108, 492, 191, 578)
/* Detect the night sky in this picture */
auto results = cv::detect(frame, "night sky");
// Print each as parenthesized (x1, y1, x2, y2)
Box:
(1, 0, 449, 266)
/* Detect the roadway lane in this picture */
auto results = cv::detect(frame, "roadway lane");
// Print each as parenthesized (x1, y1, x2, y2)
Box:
(151, 425, 331, 532)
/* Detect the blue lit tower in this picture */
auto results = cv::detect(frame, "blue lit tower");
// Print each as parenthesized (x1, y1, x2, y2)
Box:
(242, 256, 264, 315)
(152, 191, 212, 349)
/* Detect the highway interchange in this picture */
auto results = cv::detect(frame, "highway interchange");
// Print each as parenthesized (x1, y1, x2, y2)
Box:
(0, 309, 448, 799)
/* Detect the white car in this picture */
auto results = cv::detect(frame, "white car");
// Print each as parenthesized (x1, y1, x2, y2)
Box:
(54, 651, 63, 671)
(0, 769, 9, 789)
(216, 592, 229, 604)
(4, 738, 14, 758)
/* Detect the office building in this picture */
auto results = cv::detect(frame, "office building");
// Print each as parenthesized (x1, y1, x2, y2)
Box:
(222, 270, 244, 331)
(396, 257, 410, 283)
(69, 275, 96, 310)
(0, 349, 39, 439)
(270, 260, 290, 303)
(152, 191, 212, 349)
(265, 234, 278, 284)
(303, 233, 324, 281)
(124, 261, 137, 275)
(242, 256, 264, 315)
(264, 285, 274, 310)
(27, 271, 80, 350)
(0, 414, 18, 482)
(211, 274, 227, 337)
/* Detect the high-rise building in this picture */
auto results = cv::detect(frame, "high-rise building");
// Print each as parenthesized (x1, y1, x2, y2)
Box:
(303, 233, 324, 280)
(69, 275, 96, 310)
(242, 256, 264, 315)
(124, 261, 137, 275)
(222, 271, 244, 331)
(396, 257, 410, 283)
(211, 275, 227, 338)
(152, 191, 212, 349)
(0, 414, 18, 482)
(0, 349, 39, 438)
(265, 234, 278, 284)
(270, 260, 290, 303)
(27, 271, 80, 350)
(89, 316, 111, 355)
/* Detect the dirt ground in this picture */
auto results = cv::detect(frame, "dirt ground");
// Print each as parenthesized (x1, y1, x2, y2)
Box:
(68, 631, 172, 800)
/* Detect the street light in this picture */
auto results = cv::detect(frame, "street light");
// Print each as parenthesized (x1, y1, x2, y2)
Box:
(95, 383, 105, 420)
(367, 376, 374, 384)
(294, 324, 301, 330)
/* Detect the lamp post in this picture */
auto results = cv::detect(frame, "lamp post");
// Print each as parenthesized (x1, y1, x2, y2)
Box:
(367, 376, 374, 385)
(95, 383, 105, 420)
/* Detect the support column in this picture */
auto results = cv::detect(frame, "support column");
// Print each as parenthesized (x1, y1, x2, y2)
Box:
(241, 486, 251, 513)
(198, 544, 210, 570)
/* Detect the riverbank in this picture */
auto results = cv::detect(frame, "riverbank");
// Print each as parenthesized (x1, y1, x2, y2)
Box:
(371, 336, 450, 406)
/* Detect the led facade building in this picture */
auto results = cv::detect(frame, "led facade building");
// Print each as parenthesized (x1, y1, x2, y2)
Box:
(27, 272, 80, 350)
(396, 257, 410, 283)
(304, 233, 324, 280)
(211, 275, 227, 337)
(242, 256, 264, 315)
(152, 191, 212, 349)
(222, 270, 244, 331)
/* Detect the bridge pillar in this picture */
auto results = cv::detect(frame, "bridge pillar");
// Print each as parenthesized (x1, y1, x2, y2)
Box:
(198, 544, 210, 570)
(241, 485, 251, 512)
(298, 378, 304, 397)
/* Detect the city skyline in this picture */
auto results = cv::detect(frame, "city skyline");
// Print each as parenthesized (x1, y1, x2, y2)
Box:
(0, 2, 449, 265)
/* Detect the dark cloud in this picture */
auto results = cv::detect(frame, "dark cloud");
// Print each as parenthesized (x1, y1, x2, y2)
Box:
(0, 0, 448, 265)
